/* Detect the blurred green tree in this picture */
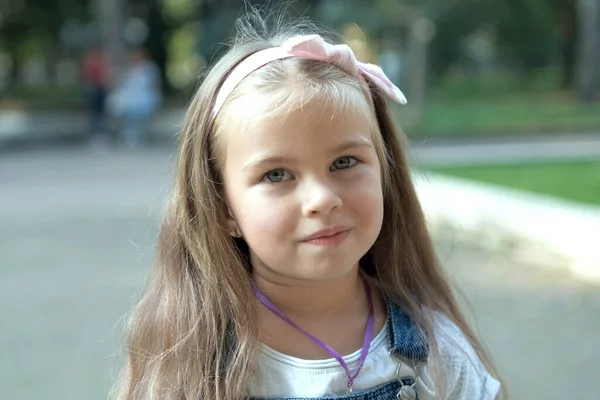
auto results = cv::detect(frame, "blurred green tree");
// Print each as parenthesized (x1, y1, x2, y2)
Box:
(0, 0, 90, 78)
(129, 0, 173, 93)
(554, 0, 578, 90)
(416, 0, 581, 91)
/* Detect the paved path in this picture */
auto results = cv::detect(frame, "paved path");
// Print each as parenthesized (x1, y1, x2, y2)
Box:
(0, 147, 598, 399)
(411, 132, 600, 166)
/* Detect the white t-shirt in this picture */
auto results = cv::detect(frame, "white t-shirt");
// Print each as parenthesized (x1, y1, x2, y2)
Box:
(248, 314, 500, 399)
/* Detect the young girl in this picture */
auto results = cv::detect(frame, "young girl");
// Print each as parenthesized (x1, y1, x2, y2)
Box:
(113, 12, 502, 400)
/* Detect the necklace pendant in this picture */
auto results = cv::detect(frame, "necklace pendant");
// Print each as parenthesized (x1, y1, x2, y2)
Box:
(396, 386, 416, 400)
(347, 383, 353, 394)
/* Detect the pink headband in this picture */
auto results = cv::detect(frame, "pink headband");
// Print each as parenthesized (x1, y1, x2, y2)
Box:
(211, 34, 407, 120)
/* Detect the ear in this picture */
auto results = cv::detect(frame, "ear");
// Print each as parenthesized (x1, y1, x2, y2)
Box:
(225, 204, 242, 238)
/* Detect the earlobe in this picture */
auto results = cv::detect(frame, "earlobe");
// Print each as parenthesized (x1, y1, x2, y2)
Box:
(228, 223, 242, 238)
(225, 205, 242, 238)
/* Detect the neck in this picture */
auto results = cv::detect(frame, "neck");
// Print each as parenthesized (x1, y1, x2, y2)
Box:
(253, 266, 364, 320)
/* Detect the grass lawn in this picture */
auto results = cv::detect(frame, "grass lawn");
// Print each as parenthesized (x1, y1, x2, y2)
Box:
(393, 69, 600, 138)
(428, 160, 600, 206)
(394, 95, 600, 139)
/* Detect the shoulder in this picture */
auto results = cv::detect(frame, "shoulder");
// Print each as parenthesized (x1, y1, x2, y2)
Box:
(430, 312, 501, 400)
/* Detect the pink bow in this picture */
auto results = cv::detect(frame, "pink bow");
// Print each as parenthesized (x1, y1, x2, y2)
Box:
(212, 34, 407, 120)
(283, 35, 407, 105)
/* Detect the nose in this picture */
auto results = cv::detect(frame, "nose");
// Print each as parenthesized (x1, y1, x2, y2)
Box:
(301, 178, 343, 216)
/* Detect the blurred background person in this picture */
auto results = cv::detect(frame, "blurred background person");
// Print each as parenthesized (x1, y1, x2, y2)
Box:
(81, 44, 110, 145)
(109, 48, 162, 148)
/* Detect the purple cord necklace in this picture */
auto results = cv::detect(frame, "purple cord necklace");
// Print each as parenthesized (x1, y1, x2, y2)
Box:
(254, 283, 375, 393)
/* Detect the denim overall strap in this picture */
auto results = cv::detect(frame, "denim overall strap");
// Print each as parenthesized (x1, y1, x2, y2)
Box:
(384, 299, 429, 400)
(386, 300, 429, 363)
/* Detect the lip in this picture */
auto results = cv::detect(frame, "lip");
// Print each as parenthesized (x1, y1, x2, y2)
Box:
(301, 227, 352, 242)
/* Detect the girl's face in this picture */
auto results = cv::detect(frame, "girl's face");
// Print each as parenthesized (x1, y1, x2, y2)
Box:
(221, 97, 384, 284)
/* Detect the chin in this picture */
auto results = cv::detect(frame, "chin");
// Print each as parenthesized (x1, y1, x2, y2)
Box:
(299, 257, 361, 281)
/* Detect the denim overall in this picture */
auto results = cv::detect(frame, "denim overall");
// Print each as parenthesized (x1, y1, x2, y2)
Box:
(249, 300, 429, 400)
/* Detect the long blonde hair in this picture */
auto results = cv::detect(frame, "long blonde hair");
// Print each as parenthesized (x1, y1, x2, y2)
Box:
(113, 9, 502, 400)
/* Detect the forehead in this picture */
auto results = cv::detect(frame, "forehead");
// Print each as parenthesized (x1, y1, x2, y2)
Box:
(220, 94, 376, 165)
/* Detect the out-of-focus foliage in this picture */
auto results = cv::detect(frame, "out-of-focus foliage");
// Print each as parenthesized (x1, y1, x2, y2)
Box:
(0, 0, 595, 105)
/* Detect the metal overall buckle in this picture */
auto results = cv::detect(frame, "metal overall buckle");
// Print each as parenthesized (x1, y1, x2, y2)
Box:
(389, 350, 419, 400)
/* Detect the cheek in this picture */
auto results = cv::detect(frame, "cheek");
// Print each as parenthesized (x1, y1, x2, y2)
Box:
(344, 168, 385, 227)
(231, 189, 297, 269)
(231, 187, 296, 240)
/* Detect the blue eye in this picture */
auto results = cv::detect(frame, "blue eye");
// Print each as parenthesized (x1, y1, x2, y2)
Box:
(331, 156, 358, 171)
(263, 169, 292, 183)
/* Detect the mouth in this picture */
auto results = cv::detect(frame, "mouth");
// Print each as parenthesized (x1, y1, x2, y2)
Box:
(301, 227, 352, 246)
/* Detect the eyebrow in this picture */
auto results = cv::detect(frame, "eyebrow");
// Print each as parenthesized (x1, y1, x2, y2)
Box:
(242, 138, 373, 172)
